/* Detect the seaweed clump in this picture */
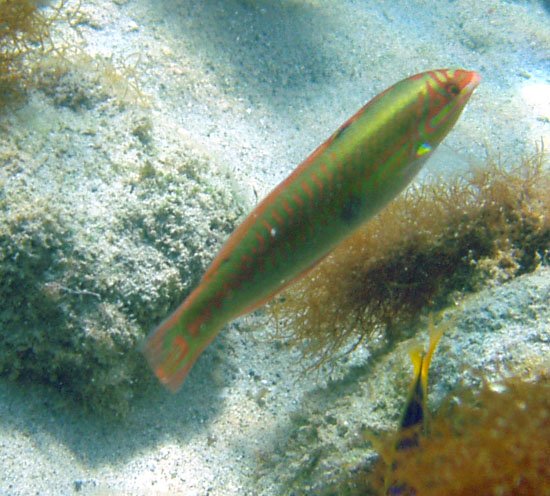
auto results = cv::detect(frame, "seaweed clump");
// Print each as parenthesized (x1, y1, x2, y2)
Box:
(268, 149, 550, 362)
(0, 126, 244, 417)
(367, 374, 550, 495)
(0, 0, 67, 105)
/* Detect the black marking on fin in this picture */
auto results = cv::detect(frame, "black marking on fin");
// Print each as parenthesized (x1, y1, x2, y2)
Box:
(396, 372, 424, 452)
(401, 374, 424, 430)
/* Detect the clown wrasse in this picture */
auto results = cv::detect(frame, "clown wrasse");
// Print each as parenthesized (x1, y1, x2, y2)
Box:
(144, 69, 480, 391)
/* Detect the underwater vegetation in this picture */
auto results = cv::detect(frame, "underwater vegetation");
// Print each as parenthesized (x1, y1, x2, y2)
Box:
(0, 0, 68, 105)
(364, 372, 550, 496)
(0, 2, 207, 418)
(268, 146, 550, 363)
(0, 0, 146, 110)
(256, 269, 550, 495)
(295, 306, 550, 496)
(0, 52, 243, 419)
(0, 150, 242, 417)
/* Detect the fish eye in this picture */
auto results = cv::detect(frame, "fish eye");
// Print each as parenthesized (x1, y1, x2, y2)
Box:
(446, 83, 460, 96)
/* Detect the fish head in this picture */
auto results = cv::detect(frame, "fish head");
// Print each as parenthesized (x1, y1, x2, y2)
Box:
(414, 68, 481, 154)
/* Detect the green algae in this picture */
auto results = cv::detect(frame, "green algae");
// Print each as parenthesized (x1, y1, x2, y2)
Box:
(0, 64, 245, 417)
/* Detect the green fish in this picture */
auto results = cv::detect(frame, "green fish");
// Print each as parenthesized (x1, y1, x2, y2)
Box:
(144, 69, 480, 391)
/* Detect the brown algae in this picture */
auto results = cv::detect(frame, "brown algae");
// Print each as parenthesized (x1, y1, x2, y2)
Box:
(268, 148, 550, 362)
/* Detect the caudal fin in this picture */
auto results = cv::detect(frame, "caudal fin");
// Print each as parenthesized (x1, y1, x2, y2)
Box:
(143, 309, 219, 392)
(143, 317, 193, 392)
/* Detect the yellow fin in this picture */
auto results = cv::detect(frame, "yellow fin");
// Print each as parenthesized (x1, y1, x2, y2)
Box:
(408, 343, 424, 385)
(420, 313, 446, 393)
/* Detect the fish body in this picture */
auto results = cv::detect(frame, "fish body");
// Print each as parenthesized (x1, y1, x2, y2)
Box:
(144, 69, 480, 391)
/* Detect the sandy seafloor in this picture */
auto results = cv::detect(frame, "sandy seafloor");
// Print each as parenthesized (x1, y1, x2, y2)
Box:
(1, 0, 550, 494)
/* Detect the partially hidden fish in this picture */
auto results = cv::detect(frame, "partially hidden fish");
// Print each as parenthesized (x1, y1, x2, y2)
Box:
(385, 315, 446, 495)
(144, 69, 480, 392)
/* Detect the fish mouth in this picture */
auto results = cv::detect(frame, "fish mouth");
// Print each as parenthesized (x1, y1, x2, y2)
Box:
(462, 71, 481, 96)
